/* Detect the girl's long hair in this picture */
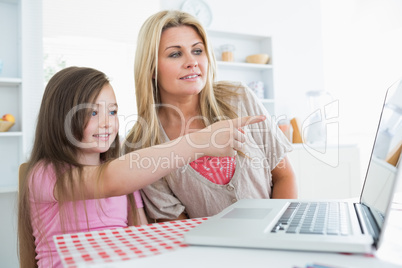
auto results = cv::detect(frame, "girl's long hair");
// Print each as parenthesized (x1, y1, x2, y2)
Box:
(123, 10, 239, 153)
(17, 67, 138, 267)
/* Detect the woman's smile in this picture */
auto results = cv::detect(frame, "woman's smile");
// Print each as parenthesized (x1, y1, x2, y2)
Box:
(180, 73, 201, 81)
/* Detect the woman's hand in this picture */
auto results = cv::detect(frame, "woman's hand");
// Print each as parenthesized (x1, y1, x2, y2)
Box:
(189, 115, 266, 157)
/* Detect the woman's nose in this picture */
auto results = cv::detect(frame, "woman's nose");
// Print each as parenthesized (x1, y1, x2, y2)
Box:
(185, 55, 198, 69)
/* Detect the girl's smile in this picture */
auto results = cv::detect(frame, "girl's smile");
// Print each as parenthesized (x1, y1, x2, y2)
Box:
(92, 133, 112, 141)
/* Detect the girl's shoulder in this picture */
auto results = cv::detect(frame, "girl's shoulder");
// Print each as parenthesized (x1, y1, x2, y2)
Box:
(29, 161, 57, 185)
(28, 161, 59, 202)
(31, 160, 55, 175)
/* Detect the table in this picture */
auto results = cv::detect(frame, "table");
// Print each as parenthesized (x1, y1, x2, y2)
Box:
(54, 218, 206, 267)
(54, 217, 402, 268)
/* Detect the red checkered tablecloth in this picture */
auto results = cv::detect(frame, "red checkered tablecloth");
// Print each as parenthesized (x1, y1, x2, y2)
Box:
(54, 217, 208, 268)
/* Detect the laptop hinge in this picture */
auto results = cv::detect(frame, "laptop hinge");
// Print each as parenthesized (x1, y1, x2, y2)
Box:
(354, 203, 380, 246)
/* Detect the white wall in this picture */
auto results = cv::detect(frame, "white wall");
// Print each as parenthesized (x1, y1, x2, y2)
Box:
(321, 0, 402, 175)
(43, 0, 160, 136)
(160, 0, 325, 122)
(161, 0, 402, 179)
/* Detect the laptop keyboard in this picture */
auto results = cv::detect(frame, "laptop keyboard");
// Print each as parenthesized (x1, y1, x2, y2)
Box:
(271, 202, 352, 235)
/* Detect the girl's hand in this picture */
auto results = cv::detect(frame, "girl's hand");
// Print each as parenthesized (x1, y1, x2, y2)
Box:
(189, 115, 266, 157)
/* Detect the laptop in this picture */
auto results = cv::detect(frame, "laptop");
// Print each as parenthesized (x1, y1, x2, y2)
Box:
(184, 79, 402, 254)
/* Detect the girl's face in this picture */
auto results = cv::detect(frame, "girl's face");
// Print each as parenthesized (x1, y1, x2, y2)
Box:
(157, 25, 208, 101)
(80, 84, 119, 164)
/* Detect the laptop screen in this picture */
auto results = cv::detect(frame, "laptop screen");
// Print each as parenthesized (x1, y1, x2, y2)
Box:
(360, 80, 402, 232)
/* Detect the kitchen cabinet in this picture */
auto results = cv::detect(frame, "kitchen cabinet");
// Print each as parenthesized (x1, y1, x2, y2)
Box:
(0, 0, 42, 266)
(0, 0, 22, 193)
(208, 30, 275, 115)
(0, 0, 42, 191)
(287, 144, 361, 199)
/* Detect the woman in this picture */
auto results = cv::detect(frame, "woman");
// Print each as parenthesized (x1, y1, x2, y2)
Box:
(123, 10, 297, 221)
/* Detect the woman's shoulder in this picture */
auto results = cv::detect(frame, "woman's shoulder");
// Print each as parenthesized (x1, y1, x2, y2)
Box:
(216, 81, 260, 103)
(213, 81, 252, 103)
(214, 80, 249, 94)
(220, 81, 257, 98)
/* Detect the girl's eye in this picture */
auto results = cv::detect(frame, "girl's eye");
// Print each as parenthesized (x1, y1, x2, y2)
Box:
(169, 51, 181, 58)
(91, 111, 98, 116)
(109, 110, 117, 116)
(193, 48, 203, 55)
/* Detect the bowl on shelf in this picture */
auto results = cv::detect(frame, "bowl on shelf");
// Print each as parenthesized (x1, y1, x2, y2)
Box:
(0, 121, 14, 132)
(246, 53, 270, 64)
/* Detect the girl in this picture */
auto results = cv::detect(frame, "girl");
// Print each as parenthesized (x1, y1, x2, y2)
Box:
(124, 10, 297, 222)
(18, 66, 264, 268)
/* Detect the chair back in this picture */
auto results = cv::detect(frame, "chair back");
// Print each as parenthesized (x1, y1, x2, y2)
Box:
(18, 162, 38, 268)
(18, 163, 28, 193)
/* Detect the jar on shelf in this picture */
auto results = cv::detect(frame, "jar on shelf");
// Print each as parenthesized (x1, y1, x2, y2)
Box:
(278, 119, 293, 143)
(248, 81, 265, 99)
(220, 44, 235, 62)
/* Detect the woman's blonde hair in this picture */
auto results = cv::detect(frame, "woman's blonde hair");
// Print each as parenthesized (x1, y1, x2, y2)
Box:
(123, 10, 239, 153)
(18, 67, 138, 267)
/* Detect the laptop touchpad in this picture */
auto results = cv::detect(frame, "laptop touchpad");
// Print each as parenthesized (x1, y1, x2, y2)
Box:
(222, 208, 272, 219)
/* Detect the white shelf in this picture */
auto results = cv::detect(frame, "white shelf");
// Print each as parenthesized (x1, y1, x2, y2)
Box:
(0, 0, 42, 193)
(0, 0, 18, 4)
(209, 29, 275, 114)
(216, 61, 272, 71)
(0, 1, 42, 266)
(0, 186, 18, 194)
(0, 77, 22, 86)
(0, 131, 23, 137)
(261, 99, 275, 104)
(208, 29, 271, 41)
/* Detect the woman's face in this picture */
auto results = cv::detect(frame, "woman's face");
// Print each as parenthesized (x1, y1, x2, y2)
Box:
(157, 25, 208, 101)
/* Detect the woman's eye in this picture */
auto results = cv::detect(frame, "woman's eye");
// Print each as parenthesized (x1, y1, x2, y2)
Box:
(193, 48, 203, 55)
(91, 111, 98, 116)
(169, 51, 181, 58)
(109, 110, 117, 116)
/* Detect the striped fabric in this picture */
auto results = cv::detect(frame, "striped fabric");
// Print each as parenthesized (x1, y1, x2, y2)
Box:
(189, 156, 236, 185)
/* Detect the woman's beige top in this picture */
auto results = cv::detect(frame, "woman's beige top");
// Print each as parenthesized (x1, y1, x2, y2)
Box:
(141, 83, 293, 219)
